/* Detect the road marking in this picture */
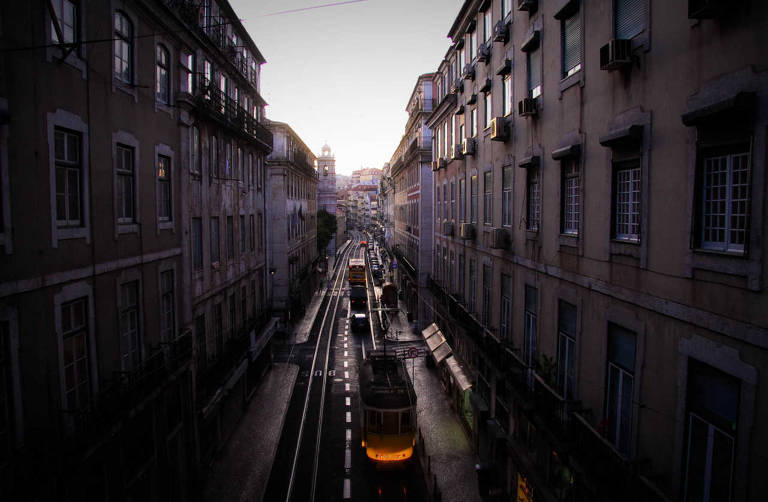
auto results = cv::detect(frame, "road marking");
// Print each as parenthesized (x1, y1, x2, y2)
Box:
(346, 428, 351, 441)
(345, 383, 350, 392)
(345, 397, 351, 406)
(345, 371, 349, 379)
(345, 448, 351, 469)
(334, 378, 343, 382)
(345, 412, 351, 423)
(344, 343, 348, 348)
(343, 361, 348, 368)
(343, 479, 351, 499)
(344, 350, 348, 357)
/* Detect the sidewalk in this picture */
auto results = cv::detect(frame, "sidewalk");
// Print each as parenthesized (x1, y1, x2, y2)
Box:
(385, 300, 482, 502)
(201, 363, 298, 502)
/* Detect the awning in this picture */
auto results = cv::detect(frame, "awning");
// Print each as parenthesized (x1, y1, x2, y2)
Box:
(433, 343, 453, 364)
(425, 330, 447, 352)
(445, 356, 473, 392)
(681, 91, 755, 126)
(599, 124, 643, 148)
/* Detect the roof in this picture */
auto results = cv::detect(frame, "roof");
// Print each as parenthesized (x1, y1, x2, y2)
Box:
(359, 352, 416, 409)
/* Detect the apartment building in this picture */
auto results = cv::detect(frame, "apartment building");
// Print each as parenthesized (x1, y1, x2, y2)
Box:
(266, 121, 319, 321)
(388, 74, 436, 325)
(427, 1, 767, 501)
(0, 1, 274, 498)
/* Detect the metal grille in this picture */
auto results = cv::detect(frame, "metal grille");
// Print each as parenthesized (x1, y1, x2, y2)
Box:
(563, 161, 580, 234)
(502, 166, 513, 226)
(527, 171, 540, 231)
(702, 152, 750, 252)
(614, 164, 640, 240)
(616, 0, 646, 39)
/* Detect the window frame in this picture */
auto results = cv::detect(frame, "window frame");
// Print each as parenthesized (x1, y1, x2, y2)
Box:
(155, 43, 171, 105)
(612, 159, 641, 242)
(113, 10, 134, 86)
(526, 168, 541, 232)
(561, 157, 581, 236)
(502, 165, 513, 227)
(483, 171, 493, 225)
(114, 140, 138, 231)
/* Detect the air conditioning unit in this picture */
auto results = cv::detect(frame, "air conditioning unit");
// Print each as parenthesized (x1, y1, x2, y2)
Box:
(463, 64, 476, 81)
(493, 20, 509, 43)
(478, 43, 491, 63)
(450, 81, 464, 95)
(600, 39, 633, 71)
(489, 117, 508, 142)
(518, 98, 537, 117)
(459, 223, 476, 240)
(490, 227, 510, 249)
(518, 0, 537, 11)
(688, 0, 728, 18)
(438, 158, 448, 169)
(461, 138, 476, 156)
(451, 144, 464, 160)
(443, 220, 454, 236)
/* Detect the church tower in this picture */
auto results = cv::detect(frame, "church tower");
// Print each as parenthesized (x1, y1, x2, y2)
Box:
(317, 143, 337, 214)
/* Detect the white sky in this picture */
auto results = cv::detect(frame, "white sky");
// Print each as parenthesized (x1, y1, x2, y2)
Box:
(230, 0, 463, 175)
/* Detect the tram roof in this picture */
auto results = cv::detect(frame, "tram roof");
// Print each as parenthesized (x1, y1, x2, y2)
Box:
(359, 352, 416, 409)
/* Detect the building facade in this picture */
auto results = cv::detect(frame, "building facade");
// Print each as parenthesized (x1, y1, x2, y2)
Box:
(427, 1, 768, 501)
(317, 143, 338, 256)
(389, 73, 436, 326)
(266, 121, 319, 322)
(0, 0, 275, 499)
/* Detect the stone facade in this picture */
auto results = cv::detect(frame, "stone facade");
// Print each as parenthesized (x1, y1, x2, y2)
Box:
(426, 1, 768, 501)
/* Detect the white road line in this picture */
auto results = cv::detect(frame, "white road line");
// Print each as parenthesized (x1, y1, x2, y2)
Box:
(345, 448, 351, 469)
(343, 361, 348, 368)
(343, 478, 351, 499)
(344, 350, 348, 357)
(345, 397, 351, 406)
(345, 371, 349, 379)
(345, 383, 350, 392)
(344, 342, 348, 348)
(346, 428, 351, 441)
(345, 412, 351, 423)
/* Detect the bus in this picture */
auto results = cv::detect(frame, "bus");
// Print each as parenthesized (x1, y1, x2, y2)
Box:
(349, 258, 366, 286)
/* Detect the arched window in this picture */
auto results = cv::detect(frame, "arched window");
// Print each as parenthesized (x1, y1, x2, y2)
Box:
(156, 44, 170, 104)
(114, 11, 133, 83)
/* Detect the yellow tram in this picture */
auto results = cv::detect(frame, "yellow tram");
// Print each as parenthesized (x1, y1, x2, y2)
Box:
(359, 351, 417, 463)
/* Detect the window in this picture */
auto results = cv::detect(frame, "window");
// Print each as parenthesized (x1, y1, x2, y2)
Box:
(481, 264, 491, 327)
(237, 147, 243, 182)
(471, 107, 478, 137)
(613, 160, 641, 241)
(210, 136, 218, 177)
(615, 0, 646, 40)
(698, 146, 751, 253)
(225, 142, 232, 177)
(54, 128, 82, 227)
(119, 281, 141, 371)
(192, 218, 202, 270)
(605, 323, 636, 456)
(469, 29, 477, 61)
(483, 171, 492, 225)
(556, 301, 577, 399)
(470, 174, 478, 223)
(528, 46, 541, 99)
(468, 259, 477, 314)
(684, 360, 739, 502)
(241, 286, 247, 326)
(502, 0, 512, 18)
(561, 8, 582, 78)
(524, 285, 538, 385)
(257, 213, 263, 250)
(443, 184, 448, 220)
(190, 126, 200, 174)
(442, 247, 448, 285)
(203, 60, 212, 87)
(449, 251, 455, 293)
(483, 9, 492, 43)
(214, 303, 223, 357)
(502, 166, 513, 226)
(248, 153, 253, 186)
(500, 274, 512, 340)
(51, 0, 77, 44)
(157, 155, 171, 221)
(61, 298, 90, 410)
(239, 215, 246, 253)
(459, 178, 466, 222)
(116, 145, 135, 223)
(450, 181, 455, 221)
(459, 41, 466, 70)
(156, 45, 170, 104)
(249, 215, 255, 251)
(503, 76, 512, 116)
(226, 215, 234, 260)
(210, 217, 220, 264)
(562, 159, 580, 235)
(484, 92, 492, 129)
(526, 169, 540, 231)
(458, 254, 465, 301)
(181, 52, 194, 94)
(228, 292, 236, 336)
(160, 270, 175, 342)
(114, 11, 133, 83)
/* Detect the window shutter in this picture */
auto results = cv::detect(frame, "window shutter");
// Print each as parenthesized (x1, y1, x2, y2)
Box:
(615, 0, 646, 39)
(528, 47, 541, 91)
(562, 12, 581, 75)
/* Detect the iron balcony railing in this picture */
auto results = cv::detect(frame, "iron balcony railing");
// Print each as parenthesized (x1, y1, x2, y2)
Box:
(195, 76, 272, 150)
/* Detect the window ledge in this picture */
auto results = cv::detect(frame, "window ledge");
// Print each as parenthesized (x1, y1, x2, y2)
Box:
(155, 101, 174, 117)
(114, 81, 138, 100)
(46, 47, 86, 79)
(559, 233, 578, 247)
(56, 226, 90, 242)
(610, 239, 640, 258)
(558, 70, 582, 94)
(691, 249, 761, 291)
(525, 230, 539, 241)
(158, 221, 175, 231)
(117, 223, 139, 234)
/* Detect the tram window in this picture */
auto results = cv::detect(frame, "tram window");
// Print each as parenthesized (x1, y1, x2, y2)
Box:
(400, 411, 411, 433)
(383, 412, 398, 434)
(367, 410, 380, 433)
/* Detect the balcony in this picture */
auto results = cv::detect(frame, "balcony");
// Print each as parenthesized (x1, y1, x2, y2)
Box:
(59, 332, 193, 451)
(194, 77, 273, 151)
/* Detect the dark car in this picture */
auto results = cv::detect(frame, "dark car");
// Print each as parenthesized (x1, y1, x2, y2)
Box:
(351, 313, 370, 333)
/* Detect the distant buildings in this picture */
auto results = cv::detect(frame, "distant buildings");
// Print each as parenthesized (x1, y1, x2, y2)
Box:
(0, 1, 316, 499)
(413, 1, 768, 501)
